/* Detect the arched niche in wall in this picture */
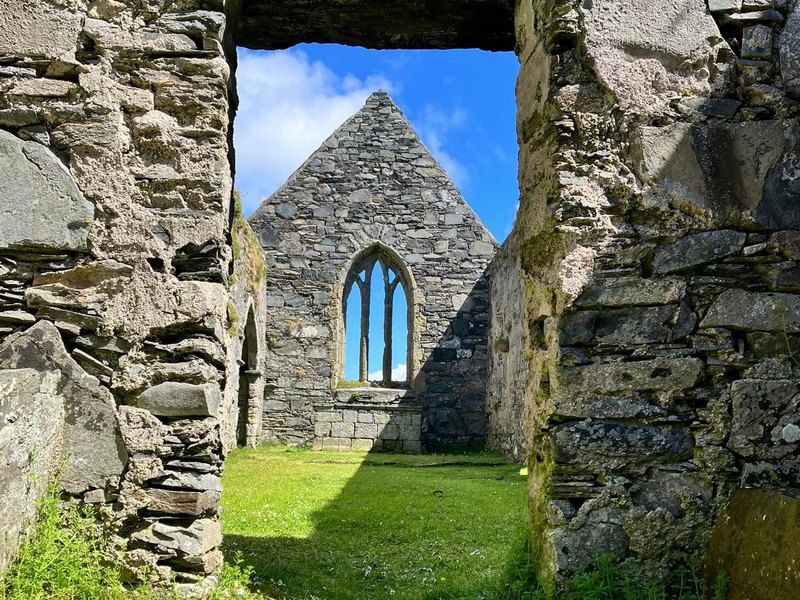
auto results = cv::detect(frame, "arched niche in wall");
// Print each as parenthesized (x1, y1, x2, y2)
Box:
(237, 304, 260, 447)
(335, 243, 418, 388)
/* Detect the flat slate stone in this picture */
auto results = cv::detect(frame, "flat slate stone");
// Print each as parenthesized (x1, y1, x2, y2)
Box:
(701, 289, 800, 332)
(0, 129, 93, 252)
(653, 230, 746, 273)
(552, 421, 694, 471)
(137, 381, 221, 417)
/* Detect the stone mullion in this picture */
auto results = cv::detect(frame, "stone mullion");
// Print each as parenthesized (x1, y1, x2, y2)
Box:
(381, 262, 394, 384)
(357, 269, 371, 382)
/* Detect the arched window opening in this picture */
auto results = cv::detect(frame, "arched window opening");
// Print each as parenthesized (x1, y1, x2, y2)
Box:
(342, 251, 410, 386)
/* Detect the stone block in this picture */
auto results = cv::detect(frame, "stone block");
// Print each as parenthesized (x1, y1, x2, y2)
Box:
(357, 412, 374, 423)
(374, 412, 391, 424)
(378, 423, 400, 440)
(0, 130, 93, 252)
(322, 437, 351, 450)
(314, 422, 332, 437)
(403, 440, 422, 453)
(342, 409, 359, 423)
(742, 25, 773, 59)
(557, 358, 703, 395)
(354, 422, 377, 438)
(781, 6, 800, 87)
(141, 488, 219, 516)
(575, 278, 686, 308)
(118, 406, 167, 454)
(137, 382, 221, 418)
(0, 321, 126, 494)
(316, 410, 343, 422)
(561, 305, 690, 346)
(133, 518, 221, 556)
(331, 421, 354, 438)
(728, 379, 800, 459)
(701, 289, 800, 332)
(552, 421, 694, 471)
(706, 489, 800, 600)
(653, 230, 746, 274)
(708, 0, 742, 10)
(155, 471, 222, 493)
(352, 438, 374, 450)
(0, 368, 64, 572)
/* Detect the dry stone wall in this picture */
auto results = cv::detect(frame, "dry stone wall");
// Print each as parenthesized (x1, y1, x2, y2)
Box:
(0, 1, 265, 593)
(250, 92, 496, 450)
(488, 0, 800, 587)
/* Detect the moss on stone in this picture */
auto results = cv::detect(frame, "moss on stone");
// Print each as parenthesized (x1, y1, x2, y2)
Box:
(520, 230, 566, 276)
(231, 191, 266, 301)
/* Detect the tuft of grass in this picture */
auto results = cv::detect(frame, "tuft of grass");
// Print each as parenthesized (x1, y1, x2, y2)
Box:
(0, 485, 268, 600)
(0, 485, 125, 600)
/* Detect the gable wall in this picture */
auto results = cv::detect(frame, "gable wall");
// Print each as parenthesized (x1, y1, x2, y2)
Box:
(249, 93, 496, 449)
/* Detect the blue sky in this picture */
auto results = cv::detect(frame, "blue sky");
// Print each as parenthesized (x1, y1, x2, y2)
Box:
(233, 44, 519, 380)
(233, 44, 520, 240)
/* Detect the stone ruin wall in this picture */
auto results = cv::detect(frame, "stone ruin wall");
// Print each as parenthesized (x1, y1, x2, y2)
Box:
(250, 92, 496, 450)
(487, 0, 800, 585)
(1, 0, 798, 594)
(0, 0, 266, 593)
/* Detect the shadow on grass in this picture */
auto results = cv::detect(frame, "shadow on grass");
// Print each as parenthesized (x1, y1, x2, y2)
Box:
(222, 449, 534, 600)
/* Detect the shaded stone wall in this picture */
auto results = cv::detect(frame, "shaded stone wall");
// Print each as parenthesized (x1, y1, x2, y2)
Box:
(0, 1, 266, 592)
(487, 0, 800, 586)
(250, 92, 496, 449)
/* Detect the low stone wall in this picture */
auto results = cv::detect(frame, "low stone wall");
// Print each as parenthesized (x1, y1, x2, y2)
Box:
(314, 388, 422, 452)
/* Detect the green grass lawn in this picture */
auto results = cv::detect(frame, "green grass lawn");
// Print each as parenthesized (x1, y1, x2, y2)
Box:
(220, 446, 529, 600)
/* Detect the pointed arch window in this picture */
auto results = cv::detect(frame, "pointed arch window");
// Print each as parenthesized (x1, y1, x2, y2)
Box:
(342, 249, 411, 386)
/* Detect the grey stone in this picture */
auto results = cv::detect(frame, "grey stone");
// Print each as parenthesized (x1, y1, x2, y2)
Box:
(155, 471, 222, 492)
(140, 488, 220, 516)
(702, 289, 800, 332)
(558, 358, 703, 395)
(0, 321, 126, 494)
(630, 472, 712, 517)
(653, 230, 746, 273)
(768, 231, 800, 259)
(0, 0, 82, 60)
(552, 421, 694, 471)
(728, 379, 800, 459)
(575, 278, 686, 307)
(0, 368, 64, 572)
(708, 0, 742, 10)
(742, 25, 773, 59)
(0, 129, 93, 251)
(721, 9, 784, 25)
(552, 522, 629, 573)
(137, 382, 221, 418)
(133, 518, 221, 557)
(781, 6, 800, 87)
(0, 310, 36, 325)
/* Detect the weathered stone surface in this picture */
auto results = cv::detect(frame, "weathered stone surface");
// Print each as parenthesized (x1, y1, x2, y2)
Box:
(728, 379, 800, 459)
(557, 358, 703, 394)
(561, 305, 691, 345)
(702, 289, 800, 332)
(581, 0, 725, 116)
(0, 368, 63, 572)
(707, 489, 800, 600)
(575, 278, 686, 308)
(0, 321, 126, 493)
(118, 406, 168, 455)
(653, 230, 746, 273)
(552, 422, 694, 471)
(137, 382, 221, 418)
(742, 25, 773, 59)
(133, 519, 221, 556)
(0, 130, 93, 252)
(552, 521, 629, 572)
(780, 5, 800, 87)
(140, 488, 219, 516)
(0, 0, 82, 60)
(632, 121, 790, 226)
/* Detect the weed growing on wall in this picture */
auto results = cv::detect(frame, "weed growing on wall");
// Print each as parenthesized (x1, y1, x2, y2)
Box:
(0, 485, 261, 600)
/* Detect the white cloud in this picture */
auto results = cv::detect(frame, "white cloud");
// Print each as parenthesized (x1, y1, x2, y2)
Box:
(368, 363, 407, 382)
(233, 48, 393, 216)
(414, 104, 470, 189)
